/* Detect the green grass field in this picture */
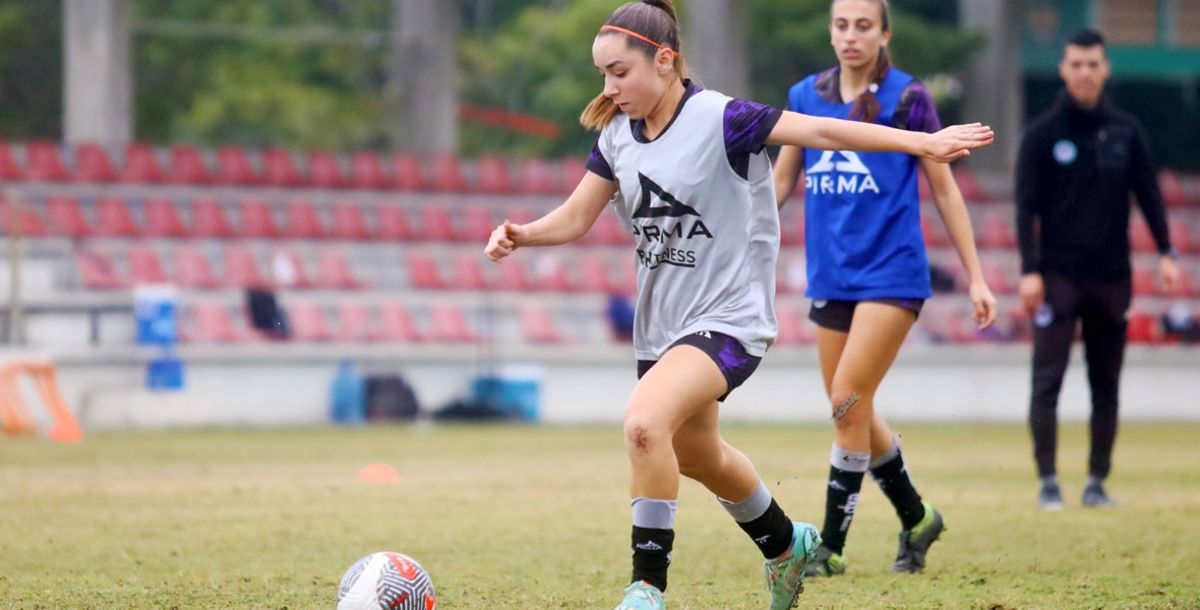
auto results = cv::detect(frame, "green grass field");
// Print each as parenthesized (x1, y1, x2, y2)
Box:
(2, 423, 1198, 609)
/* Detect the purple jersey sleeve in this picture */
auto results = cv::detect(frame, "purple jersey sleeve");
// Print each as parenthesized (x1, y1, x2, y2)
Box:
(585, 142, 614, 181)
(895, 81, 942, 134)
(724, 99, 783, 155)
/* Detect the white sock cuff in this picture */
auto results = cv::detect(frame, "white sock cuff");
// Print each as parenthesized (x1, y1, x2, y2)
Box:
(831, 444, 870, 473)
(631, 497, 678, 530)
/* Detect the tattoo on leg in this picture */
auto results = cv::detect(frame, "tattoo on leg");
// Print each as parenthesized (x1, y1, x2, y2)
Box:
(832, 392, 860, 421)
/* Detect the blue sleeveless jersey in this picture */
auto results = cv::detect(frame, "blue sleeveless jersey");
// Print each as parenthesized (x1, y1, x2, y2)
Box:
(787, 67, 932, 300)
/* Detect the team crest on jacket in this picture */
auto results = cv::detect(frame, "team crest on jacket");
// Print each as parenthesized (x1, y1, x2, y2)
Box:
(632, 172, 714, 270)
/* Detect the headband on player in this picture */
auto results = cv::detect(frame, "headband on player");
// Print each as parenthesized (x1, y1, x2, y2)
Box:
(599, 25, 675, 55)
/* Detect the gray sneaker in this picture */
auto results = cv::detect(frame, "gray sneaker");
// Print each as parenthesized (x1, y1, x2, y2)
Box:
(1038, 481, 1064, 511)
(891, 501, 945, 573)
(1081, 482, 1116, 508)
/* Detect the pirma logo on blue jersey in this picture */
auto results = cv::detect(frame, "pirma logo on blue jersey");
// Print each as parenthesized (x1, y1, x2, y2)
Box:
(805, 150, 881, 195)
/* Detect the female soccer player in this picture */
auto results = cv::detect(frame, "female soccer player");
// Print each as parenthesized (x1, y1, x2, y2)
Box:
(773, 0, 998, 578)
(485, 2, 992, 607)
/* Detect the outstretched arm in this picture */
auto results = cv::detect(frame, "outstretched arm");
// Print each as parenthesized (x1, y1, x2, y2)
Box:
(766, 111, 994, 163)
(484, 171, 616, 261)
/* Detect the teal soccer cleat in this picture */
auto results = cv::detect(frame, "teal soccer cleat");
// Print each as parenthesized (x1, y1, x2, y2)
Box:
(615, 580, 665, 610)
(763, 522, 821, 610)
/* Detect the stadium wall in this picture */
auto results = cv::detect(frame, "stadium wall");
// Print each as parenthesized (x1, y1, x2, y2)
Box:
(2, 345, 1195, 431)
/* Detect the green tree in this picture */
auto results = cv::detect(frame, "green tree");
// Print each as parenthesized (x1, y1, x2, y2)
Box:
(133, 0, 391, 150)
(457, 0, 984, 157)
(0, 1, 62, 140)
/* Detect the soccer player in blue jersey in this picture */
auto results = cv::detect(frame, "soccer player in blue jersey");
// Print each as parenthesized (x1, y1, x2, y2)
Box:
(773, 0, 998, 578)
(485, 2, 992, 607)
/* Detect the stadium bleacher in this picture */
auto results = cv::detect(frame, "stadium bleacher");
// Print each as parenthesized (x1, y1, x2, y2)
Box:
(2, 140, 1198, 348)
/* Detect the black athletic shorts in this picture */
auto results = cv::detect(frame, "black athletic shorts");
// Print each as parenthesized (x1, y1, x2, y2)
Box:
(808, 298, 924, 333)
(636, 331, 761, 402)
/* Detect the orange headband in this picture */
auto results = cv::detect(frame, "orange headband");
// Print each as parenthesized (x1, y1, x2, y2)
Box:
(599, 24, 675, 54)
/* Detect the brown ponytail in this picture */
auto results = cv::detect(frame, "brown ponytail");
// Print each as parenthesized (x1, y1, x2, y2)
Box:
(580, 0, 690, 132)
(835, 0, 892, 123)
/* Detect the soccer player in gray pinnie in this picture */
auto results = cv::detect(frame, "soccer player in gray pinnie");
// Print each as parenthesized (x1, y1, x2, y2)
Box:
(485, 2, 992, 608)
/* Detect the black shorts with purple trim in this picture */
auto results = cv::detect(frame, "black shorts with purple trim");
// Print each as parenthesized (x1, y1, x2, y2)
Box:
(636, 331, 761, 402)
(808, 298, 925, 333)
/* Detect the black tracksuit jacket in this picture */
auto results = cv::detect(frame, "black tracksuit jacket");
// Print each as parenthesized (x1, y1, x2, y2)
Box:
(1016, 92, 1173, 280)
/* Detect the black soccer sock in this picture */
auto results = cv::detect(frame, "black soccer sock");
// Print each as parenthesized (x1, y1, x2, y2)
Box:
(821, 445, 869, 554)
(869, 439, 926, 530)
(718, 480, 794, 560)
(631, 526, 674, 592)
(630, 498, 676, 592)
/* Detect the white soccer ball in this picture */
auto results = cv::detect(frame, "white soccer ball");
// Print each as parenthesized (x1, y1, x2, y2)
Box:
(337, 551, 436, 610)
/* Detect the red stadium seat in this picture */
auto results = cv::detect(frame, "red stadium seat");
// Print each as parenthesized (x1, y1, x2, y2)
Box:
(237, 199, 281, 239)
(392, 154, 427, 191)
(191, 198, 235, 238)
(127, 246, 169, 284)
(1126, 310, 1161, 344)
(474, 156, 513, 194)
(349, 151, 391, 190)
(611, 261, 637, 295)
(173, 246, 221, 289)
(560, 157, 588, 194)
(24, 141, 69, 181)
(120, 143, 164, 183)
(1129, 218, 1156, 252)
(46, 196, 92, 238)
(270, 248, 315, 289)
(495, 259, 535, 292)
(518, 159, 559, 195)
(532, 255, 576, 292)
(407, 254, 447, 290)
(429, 154, 467, 192)
(579, 258, 614, 293)
(168, 145, 211, 184)
(952, 167, 988, 202)
(331, 201, 377, 241)
(0, 198, 48, 237)
(1168, 221, 1192, 254)
(261, 148, 303, 187)
(980, 211, 1017, 249)
(222, 245, 271, 289)
(780, 211, 805, 247)
(76, 250, 126, 290)
(143, 198, 188, 238)
(288, 302, 335, 342)
(420, 204, 457, 242)
(315, 249, 368, 289)
(1159, 171, 1187, 209)
(379, 303, 424, 342)
(377, 205, 415, 241)
(307, 150, 345, 188)
(1132, 266, 1157, 296)
(0, 140, 22, 180)
(72, 143, 118, 182)
(429, 303, 477, 342)
(283, 199, 327, 239)
(335, 303, 381, 342)
(186, 301, 256, 343)
(94, 197, 141, 237)
(776, 256, 808, 295)
(776, 304, 815, 345)
(585, 212, 628, 245)
(519, 303, 566, 343)
(451, 253, 490, 291)
(462, 206, 494, 242)
(921, 215, 949, 248)
(982, 260, 1015, 295)
(215, 146, 258, 185)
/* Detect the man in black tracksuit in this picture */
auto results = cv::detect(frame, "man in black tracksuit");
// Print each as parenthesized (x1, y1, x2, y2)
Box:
(1015, 29, 1181, 510)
